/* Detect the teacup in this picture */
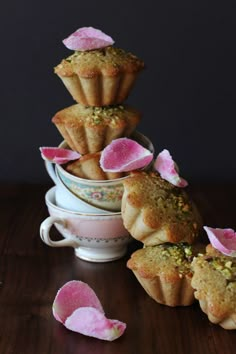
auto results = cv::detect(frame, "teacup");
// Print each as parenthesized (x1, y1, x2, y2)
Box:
(49, 164, 111, 214)
(40, 187, 131, 262)
(53, 131, 154, 212)
(56, 164, 125, 212)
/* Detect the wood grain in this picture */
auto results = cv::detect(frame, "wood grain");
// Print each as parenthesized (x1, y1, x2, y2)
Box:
(0, 183, 236, 354)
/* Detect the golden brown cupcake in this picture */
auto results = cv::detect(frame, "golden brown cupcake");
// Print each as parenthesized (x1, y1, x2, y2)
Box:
(191, 244, 236, 329)
(65, 152, 128, 180)
(121, 171, 202, 246)
(127, 243, 204, 307)
(52, 104, 141, 154)
(54, 46, 144, 106)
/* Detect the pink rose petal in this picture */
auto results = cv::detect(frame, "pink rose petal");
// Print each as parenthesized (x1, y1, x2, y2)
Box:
(65, 307, 126, 341)
(62, 27, 114, 51)
(52, 280, 126, 341)
(40, 147, 81, 165)
(52, 280, 104, 323)
(154, 149, 188, 187)
(100, 138, 153, 173)
(204, 226, 236, 257)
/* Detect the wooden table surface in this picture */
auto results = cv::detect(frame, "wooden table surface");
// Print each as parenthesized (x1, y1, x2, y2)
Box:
(1, 182, 236, 354)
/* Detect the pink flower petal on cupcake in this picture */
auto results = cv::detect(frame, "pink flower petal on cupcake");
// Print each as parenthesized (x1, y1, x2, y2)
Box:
(204, 226, 236, 257)
(65, 307, 126, 341)
(62, 27, 114, 51)
(52, 280, 104, 323)
(100, 138, 153, 172)
(154, 149, 188, 187)
(40, 147, 81, 165)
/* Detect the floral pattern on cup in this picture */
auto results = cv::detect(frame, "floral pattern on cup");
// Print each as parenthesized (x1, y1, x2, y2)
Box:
(69, 182, 123, 204)
(58, 173, 124, 211)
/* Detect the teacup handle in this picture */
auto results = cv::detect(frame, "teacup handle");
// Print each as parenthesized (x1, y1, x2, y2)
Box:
(40, 216, 78, 248)
(44, 160, 58, 185)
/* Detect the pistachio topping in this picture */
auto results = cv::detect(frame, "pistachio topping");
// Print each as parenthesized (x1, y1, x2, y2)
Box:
(64, 46, 142, 64)
(160, 243, 195, 274)
(205, 256, 236, 281)
(81, 105, 126, 126)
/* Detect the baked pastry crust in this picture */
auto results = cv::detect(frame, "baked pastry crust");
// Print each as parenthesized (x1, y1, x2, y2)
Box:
(54, 47, 144, 106)
(122, 171, 202, 245)
(191, 244, 236, 329)
(127, 243, 204, 306)
(65, 152, 127, 180)
(52, 104, 141, 154)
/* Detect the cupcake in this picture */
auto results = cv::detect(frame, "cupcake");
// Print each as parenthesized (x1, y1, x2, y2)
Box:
(121, 171, 202, 246)
(54, 27, 144, 106)
(127, 243, 204, 307)
(191, 244, 236, 329)
(65, 152, 128, 180)
(52, 104, 141, 154)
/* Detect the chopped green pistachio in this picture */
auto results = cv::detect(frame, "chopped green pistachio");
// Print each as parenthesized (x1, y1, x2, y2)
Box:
(207, 256, 236, 281)
(160, 243, 195, 271)
(225, 261, 232, 268)
(184, 247, 192, 257)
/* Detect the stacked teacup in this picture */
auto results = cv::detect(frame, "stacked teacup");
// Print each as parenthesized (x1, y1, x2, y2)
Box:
(40, 27, 153, 262)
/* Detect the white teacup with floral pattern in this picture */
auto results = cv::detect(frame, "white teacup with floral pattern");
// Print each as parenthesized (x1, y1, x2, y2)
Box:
(40, 187, 131, 262)
(55, 165, 111, 214)
(55, 131, 154, 211)
(57, 166, 125, 211)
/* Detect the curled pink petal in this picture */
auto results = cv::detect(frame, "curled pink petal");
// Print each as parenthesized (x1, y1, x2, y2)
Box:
(52, 280, 126, 341)
(100, 138, 153, 172)
(40, 147, 81, 165)
(154, 149, 188, 187)
(65, 307, 126, 341)
(62, 27, 114, 51)
(204, 226, 236, 257)
(52, 280, 104, 323)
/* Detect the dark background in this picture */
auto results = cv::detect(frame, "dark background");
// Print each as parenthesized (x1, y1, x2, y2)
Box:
(1, 0, 235, 183)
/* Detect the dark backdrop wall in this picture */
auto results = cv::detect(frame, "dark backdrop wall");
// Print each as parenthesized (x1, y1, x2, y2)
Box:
(1, 0, 235, 183)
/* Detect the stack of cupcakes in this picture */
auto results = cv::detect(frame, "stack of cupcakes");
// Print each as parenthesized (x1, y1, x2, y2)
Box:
(124, 168, 204, 307)
(122, 150, 203, 307)
(40, 27, 155, 263)
(52, 27, 145, 191)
